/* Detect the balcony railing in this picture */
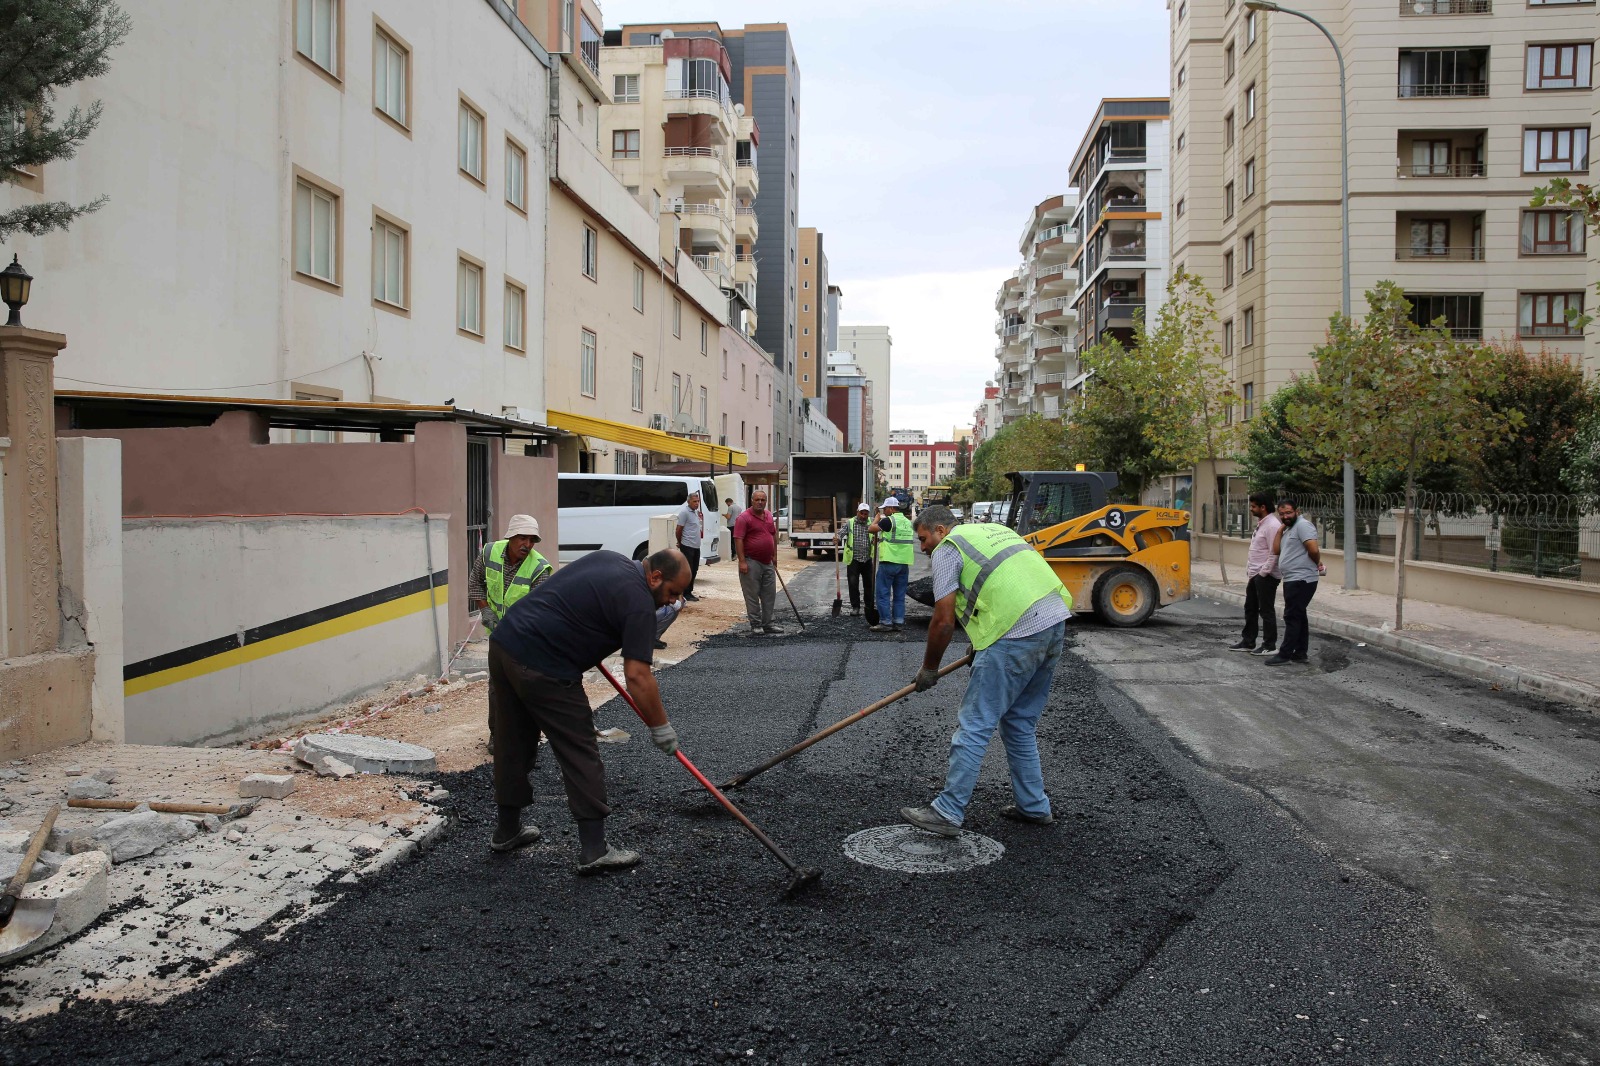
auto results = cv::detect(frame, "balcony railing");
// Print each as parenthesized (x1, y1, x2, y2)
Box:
(1399, 81, 1488, 98)
(665, 87, 733, 115)
(1036, 224, 1073, 243)
(736, 205, 756, 216)
(1101, 198, 1148, 215)
(1035, 296, 1074, 314)
(735, 253, 756, 262)
(665, 146, 717, 158)
(677, 203, 728, 218)
(1108, 241, 1147, 261)
(1400, 0, 1490, 13)
(1395, 245, 1486, 261)
(1097, 301, 1146, 332)
(1398, 162, 1485, 178)
(736, 158, 757, 168)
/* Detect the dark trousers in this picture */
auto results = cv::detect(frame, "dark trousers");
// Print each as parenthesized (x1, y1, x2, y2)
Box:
(1242, 574, 1280, 648)
(846, 559, 872, 610)
(682, 544, 701, 593)
(1280, 580, 1318, 660)
(489, 642, 610, 821)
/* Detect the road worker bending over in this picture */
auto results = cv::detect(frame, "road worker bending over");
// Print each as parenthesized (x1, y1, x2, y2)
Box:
(896, 505, 1073, 837)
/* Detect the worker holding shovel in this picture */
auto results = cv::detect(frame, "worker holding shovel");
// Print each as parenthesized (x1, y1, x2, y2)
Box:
(487, 548, 691, 873)
(896, 505, 1073, 838)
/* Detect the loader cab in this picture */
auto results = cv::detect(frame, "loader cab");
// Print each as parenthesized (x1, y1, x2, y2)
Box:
(1003, 471, 1120, 535)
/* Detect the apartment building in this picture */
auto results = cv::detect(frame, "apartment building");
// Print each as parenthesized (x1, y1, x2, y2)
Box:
(1170, 0, 1595, 416)
(1069, 100, 1171, 353)
(993, 196, 1082, 427)
(835, 325, 893, 458)
(887, 440, 961, 498)
(1, 0, 550, 420)
(889, 429, 928, 444)
(721, 325, 775, 463)
(614, 22, 804, 461)
(825, 350, 874, 453)
(973, 384, 1002, 445)
(797, 228, 831, 399)
(826, 285, 844, 350)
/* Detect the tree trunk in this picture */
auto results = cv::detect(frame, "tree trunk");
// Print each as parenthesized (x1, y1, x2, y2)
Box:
(1394, 478, 1412, 631)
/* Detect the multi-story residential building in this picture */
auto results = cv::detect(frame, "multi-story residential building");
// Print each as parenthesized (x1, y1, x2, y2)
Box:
(973, 383, 1002, 445)
(613, 22, 803, 461)
(889, 429, 928, 444)
(1070, 99, 1171, 353)
(1170, 0, 1594, 414)
(825, 350, 874, 453)
(798, 228, 830, 398)
(993, 196, 1082, 427)
(826, 285, 844, 350)
(887, 440, 962, 498)
(720, 325, 775, 463)
(1, 0, 551, 422)
(835, 325, 892, 459)
(800, 397, 843, 452)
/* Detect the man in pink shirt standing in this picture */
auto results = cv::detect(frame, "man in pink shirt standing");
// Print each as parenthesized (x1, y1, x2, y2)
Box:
(1229, 491, 1282, 655)
(734, 489, 783, 636)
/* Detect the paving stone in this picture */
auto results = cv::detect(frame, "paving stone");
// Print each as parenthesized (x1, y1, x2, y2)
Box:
(238, 773, 296, 800)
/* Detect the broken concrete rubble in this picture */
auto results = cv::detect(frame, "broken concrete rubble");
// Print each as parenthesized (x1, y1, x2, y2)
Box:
(313, 757, 357, 779)
(65, 777, 115, 801)
(0, 851, 110, 965)
(80, 808, 200, 863)
(238, 773, 297, 800)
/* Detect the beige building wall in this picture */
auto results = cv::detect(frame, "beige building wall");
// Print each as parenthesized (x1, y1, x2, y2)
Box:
(797, 228, 827, 399)
(836, 325, 892, 458)
(1171, 0, 1594, 414)
(720, 325, 776, 463)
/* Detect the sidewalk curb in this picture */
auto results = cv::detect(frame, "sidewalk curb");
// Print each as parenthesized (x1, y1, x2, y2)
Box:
(1193, 581, 1600, 713)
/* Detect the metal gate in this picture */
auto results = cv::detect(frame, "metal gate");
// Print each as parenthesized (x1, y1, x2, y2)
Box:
(466, 437, 492, 563)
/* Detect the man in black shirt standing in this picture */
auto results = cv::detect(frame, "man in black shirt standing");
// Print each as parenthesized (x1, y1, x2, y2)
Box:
(488, 547, 691, 873)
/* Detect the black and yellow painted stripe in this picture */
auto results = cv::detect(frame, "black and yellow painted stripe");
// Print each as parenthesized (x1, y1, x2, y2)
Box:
(124, 571, 450, 697)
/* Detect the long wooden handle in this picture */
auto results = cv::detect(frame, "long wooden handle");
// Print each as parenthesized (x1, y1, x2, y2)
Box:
(67, 798, 239, 816)
(722, 651, 977, 789)
(3, 805, 59, 903)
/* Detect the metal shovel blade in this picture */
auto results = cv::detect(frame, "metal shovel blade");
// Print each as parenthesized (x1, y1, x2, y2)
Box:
(0, 896, 58, 959)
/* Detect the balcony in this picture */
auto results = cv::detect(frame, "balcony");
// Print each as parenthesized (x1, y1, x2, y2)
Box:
(1398, 49, 1489, 98)
(735, 204, 758, 243)
(666, 88, 733, 141)
(734, 252, 757, 287)
(1096, 300, 1146, 334)
(735, 158, 759, 197)
(1397, 130, 1485, 178)
(1395, 211, 1484, 262)
(1405, 292, 1482, 339)
(663, 146, 731, 194)
(692, 252, 731, 286)
(1034, 295, 1074, 325)
(1399, 0, 1490, 13)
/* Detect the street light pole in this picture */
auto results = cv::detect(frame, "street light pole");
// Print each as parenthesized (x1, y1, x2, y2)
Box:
(1245, 1, 1358, 590)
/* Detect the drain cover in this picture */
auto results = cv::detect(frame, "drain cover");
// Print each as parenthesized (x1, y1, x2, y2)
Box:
(842, 825, 1005, 874)
(293, 734, 437, 774)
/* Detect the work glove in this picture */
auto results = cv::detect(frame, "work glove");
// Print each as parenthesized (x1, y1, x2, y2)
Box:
(650, 723, 680, 756)
(478, 607, 498, 629)
(914, 668, 939, 693)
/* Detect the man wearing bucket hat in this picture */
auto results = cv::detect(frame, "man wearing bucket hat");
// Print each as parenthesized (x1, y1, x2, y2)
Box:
(870, 495, 915, 633)
(469, 514, 554, 634)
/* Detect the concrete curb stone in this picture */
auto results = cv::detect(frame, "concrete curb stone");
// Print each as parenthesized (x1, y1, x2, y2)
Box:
(1193, 581, 1600, 713)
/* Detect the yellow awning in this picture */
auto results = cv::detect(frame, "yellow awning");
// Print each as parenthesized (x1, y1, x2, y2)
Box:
(546, 409, 747, 468)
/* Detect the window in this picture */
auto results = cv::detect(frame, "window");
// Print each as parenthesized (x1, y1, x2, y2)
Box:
(613, 73, 640, 103)
(504, 280, 526, 350)
(632, 264, 645, 312)
(293, 176, 339, 285)
(1243, 158, 1256, 198)
(1520, 292, 1584, 337)
(1224, 181, 1236, 219)
(1223, 319, 1235, 357)
(372, 215, 405, 308)
(458, 100, 484, 182)
(612, 129, 640, 159)
(741, 364, 747, 390)
(631, 354, 644, 411)
(1399, 48, 1489, 98)
(291, 388, 339, 443)
(1524, 127, 1590, 173)
(1409, 218, 1451, 257)
(505, 140, 527, 211)
(1177, 66, 1187, 88)
(1178, 1, 1187, 19)
(1244, 83, 1257, 122)
(1225, 42, 1236, 81)
(740, 420, 747, 444)
(580, 329, 597, 396)
(373, 27, 407, 125)
(1177, 131, 1187, 153)
(1223, 250, 1235, 287)
(1407, 293, 1482, 337)
(1176, 197, 1186, 218)
(1224, 111, 1235, 147)
(457, 258, 483, 335)
(1521, 210, 1586, 255)
(722, 350, 728, 378)
(1526, 44, 1592, 91)
(1245, 11, 1257, 47)
(296, 0, 339, 78)
(1243, 232, 1256, 274)
(1243, 383, 1255, 420)
(1242, 307, 1255, 346)
(671, 373, 682, 417)
(581, 225, 597, 278)
(700, 319, 709, 354)
(699, 386, 708, 429)
(672, 297, 682, 337)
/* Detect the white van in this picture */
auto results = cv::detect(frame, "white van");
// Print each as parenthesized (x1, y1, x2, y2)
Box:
(557, 473, 723, 565)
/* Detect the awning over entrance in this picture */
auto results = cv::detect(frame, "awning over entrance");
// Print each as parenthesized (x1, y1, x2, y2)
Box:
(545, 409, 747, 468)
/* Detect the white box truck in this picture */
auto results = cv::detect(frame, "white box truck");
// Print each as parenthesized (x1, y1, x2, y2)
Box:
(787, 453, 873, 559)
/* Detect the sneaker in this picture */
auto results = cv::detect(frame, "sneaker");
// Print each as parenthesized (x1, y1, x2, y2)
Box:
(1289, 655, 1310, 664)
(577, 845, 642, 875)
(1227, 640, 1255, 652)
(850, 608, 861, 616)
(891, 624, 903, 632)
(654, 639, 668, 650)
(684, 592, 700, 602)
(900, 805, 960, 839)
(869, 624, 892, 633)
(999, 804, 1056, 826)
(763, 625, 787, 636)
(1263, 656, 1293, 667)
(1252, 645, 1278, 656)
(489, 824, 542, 852)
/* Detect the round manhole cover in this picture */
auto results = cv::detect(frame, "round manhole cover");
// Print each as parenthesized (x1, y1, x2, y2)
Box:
(295, 733, 437, 774)
(842, 825, 1005, 874)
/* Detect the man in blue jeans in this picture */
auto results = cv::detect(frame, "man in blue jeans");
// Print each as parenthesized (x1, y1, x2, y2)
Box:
(870, 496, 916, 632)
(896, 506, 1074, 837)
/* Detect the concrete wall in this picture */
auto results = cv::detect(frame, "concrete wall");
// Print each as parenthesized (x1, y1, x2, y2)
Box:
(721, 325, 776, 462)
(1192, 533, 1600, 633)
(122, 515, 449, 746)
(493, 447, 559, 552)
(56, 437, 125, 742)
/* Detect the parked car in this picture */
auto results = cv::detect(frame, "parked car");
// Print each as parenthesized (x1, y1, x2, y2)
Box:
(557, 473, 722, 564)
(776, 507, 790, 534)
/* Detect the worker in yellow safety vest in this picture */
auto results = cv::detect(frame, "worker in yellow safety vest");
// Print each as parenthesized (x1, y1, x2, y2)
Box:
(868, 496, 917, 632)
(893, 504, 1073, 838)
(834, 500, 875, 617)
(470, 514, 554, 633)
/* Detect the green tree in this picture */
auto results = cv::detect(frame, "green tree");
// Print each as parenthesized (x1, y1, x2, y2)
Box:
(1469, 344, 1597, 496)
(953, 438, 970, 481)
(0, 0, 130, 242)
(1290, 283, 1520, 629)
(1236, 378, 1342, 497)
(1070, 336, 1165, 500)
(1563, 408, 1600, 504)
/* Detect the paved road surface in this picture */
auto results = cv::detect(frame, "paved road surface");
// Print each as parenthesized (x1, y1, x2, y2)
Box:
(2, 557, 1584, 1064)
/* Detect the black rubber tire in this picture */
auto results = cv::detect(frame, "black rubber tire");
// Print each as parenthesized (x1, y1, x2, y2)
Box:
(1091, 565, 1159, 627)
(632, 542, 649, 561)
(797, 546, 808, 559)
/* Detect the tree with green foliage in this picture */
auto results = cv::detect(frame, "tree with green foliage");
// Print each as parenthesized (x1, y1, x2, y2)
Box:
(0, 0, 130, 242)
(1469, 345, 1597, 496)
(1290, 283, 1520, 630)
(1563, 409, 1600, 505)
(953, 437, 970, 481)
(1236, 378, 1342, 498)
(1069, 336, 1165, 500)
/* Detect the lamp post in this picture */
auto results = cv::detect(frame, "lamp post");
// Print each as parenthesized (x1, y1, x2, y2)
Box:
(0, 254, 32, 327)
(1243, 1, 1359, 591)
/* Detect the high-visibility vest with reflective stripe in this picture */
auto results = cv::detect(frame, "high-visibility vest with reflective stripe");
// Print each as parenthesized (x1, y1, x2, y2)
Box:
(879, 512, 916, 566)
(841, 517, 868, 566)
(944, 524, 1072, 651)
(485, 540, 552, 621)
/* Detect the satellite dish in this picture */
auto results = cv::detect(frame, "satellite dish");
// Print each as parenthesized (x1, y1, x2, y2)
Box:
(734, 102, 745, 116)
(660, 28, 674, 38)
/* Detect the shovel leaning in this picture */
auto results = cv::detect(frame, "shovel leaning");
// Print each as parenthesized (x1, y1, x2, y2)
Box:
(0, 805, 61, 959)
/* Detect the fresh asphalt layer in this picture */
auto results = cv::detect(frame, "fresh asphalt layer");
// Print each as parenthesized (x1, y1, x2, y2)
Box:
(0, 557, 1536, 1064)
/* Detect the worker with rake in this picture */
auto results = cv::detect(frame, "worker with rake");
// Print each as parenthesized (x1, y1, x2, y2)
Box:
(897, 505, 1072, 838)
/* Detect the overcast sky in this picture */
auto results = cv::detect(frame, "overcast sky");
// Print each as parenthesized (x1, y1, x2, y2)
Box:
(599, 0, 1173, 441)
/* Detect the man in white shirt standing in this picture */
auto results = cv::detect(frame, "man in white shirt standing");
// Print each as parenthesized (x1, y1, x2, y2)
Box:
(674, 491, 705, 603)
(1229, 491, 1282, 656)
